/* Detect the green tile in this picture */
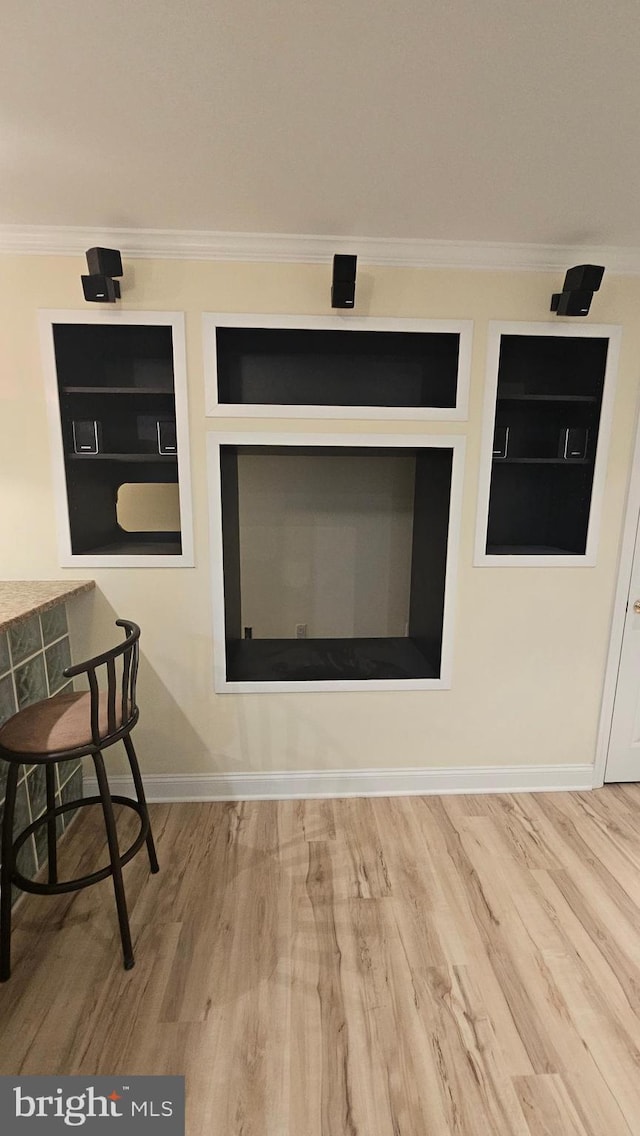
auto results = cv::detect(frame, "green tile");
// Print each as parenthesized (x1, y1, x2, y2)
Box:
(34, 819, 47, 871)
(12, 776, 30, 839)
(0, 632, 9, 676)
(45, 637, 71, 695)
(58, 759, 82, 788)
(15, 654, 48, 710)
(0, 777, 42, 892)
(12, 779, 37, 882)
(34, 808, 59, 875)
(60, 767, 83, 827)
(27, 764, 47, 820)
(61, 766, 82, 802)
(15, 833, 37, 882)
(0, 673, 16, 727)
(40, 604, 68, 646)
(9, 615, 42, 666)
(31, 764, 62, 870)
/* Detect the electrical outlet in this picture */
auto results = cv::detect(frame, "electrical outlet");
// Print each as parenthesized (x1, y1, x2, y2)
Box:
(295, 623, 308, 639)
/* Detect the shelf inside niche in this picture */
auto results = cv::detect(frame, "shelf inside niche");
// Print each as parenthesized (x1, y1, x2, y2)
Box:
(68, 453, 177, 462)
(83, 538, 182, 556)
(62, 385, 174, 395)
(492, 457, 590, 466)
(497, 393, 598, 403)
(486, 544, 577, 556)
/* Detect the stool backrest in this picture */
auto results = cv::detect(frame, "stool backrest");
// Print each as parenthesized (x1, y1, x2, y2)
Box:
(64, 620, 140, 746)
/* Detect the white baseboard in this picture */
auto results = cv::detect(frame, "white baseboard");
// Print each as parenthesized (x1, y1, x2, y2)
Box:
(84, 762, 596, 802)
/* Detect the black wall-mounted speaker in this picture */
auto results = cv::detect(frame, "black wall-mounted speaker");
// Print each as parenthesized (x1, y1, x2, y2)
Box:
(562, 264, 604, 293)
(85, 247, 123, 277)
(559, 426, 589, 460)
(551, 264, 604, 317)
(157, 419, 177, 454)
(554, 289, 594, 316)
(492, 425, 510, 459)
(81, 274, 121, 303)
(331, 254, 357, 308)
(72, 419, 101, 454)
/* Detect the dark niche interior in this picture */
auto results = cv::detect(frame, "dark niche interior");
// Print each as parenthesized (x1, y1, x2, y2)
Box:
(486, 334, 608, 555)
(215, 326, 460, 408)
(219, 444, 454, 683)
(52, 323, 182, 556)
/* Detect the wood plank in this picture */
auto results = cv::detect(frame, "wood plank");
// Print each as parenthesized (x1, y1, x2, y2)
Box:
(0, 786, 639, 1134)
(514, 1073, 612, 1136)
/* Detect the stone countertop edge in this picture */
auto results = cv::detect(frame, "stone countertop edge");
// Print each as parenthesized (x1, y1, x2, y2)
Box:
(0, 580, 96, 633)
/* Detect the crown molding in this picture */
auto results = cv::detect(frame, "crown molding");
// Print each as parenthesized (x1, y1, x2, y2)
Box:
(1, 223, 640, 273)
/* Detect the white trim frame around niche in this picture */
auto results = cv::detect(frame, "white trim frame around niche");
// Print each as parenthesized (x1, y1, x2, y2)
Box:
(202, 313, 473, 420)
(39, 309, 194, 568)
(474, 320, 622, 568)
(207, 430, 466, 694)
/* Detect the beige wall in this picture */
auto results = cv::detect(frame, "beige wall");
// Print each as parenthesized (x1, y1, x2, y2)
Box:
(2, 253, 639, 775)
(117, 482, 181, 533)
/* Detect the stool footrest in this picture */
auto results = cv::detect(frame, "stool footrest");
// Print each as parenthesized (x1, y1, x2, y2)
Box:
(11, 795, 150, 896)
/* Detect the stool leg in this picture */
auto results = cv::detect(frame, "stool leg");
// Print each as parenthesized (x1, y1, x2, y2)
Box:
(1, 764, 20, 982)
(45, 764, 58, 886)
(123, 734, 159, 874)
(92, 751, 134, 971)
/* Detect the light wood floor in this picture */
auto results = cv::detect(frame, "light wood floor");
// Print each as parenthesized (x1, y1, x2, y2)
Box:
(1, 787, 640, 1135)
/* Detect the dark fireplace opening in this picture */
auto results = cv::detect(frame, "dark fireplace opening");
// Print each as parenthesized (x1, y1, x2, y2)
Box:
(219, 444, 454, 684)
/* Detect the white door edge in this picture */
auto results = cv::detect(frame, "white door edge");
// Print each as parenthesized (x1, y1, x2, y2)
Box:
(595, 390, 640, 785)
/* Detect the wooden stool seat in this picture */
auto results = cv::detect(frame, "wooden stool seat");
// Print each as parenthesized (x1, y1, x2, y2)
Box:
(0, 690, 127, 756)
(0, 619, 158, 981)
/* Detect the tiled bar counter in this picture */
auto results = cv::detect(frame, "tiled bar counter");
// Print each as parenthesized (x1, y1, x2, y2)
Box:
(0, 581, 95, 903)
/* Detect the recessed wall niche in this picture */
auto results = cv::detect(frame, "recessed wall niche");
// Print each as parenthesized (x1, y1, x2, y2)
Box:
(203, 314, 473, 419)
(208, 433, 464, 692)
(475, 322, 621, 567)
(39, 310, 194, 568)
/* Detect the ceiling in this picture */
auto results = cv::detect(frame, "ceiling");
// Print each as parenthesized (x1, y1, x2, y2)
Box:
(2, 0, 640, 249)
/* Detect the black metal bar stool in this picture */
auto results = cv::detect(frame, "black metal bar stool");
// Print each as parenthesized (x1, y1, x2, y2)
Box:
(0, 619, 159, 981)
